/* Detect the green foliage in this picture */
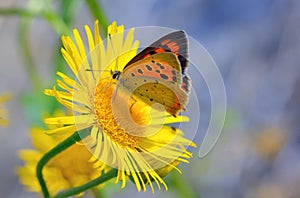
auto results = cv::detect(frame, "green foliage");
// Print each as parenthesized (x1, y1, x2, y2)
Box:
(21, 91, 59, 128)
(0, 1, 199, 197)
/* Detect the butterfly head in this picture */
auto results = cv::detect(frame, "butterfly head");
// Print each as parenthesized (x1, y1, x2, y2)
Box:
(111, 70, 121, 80)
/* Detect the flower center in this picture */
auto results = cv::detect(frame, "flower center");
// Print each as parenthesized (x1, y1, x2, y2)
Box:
(93, 79, 138, 148)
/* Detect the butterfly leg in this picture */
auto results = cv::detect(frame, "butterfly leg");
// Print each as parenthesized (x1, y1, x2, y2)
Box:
(111, 83, 119, 104)
(111, 82, 137, 115)
(100, 80, 116, 95)
(129, 96, 138, 114)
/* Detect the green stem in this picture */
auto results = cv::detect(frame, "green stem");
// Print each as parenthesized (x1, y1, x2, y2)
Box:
(0, 7, 70, 35)
(169, 171, 198, 198)
(54, 169, 118, 198)
(42, 10, 70, 35)
(3, 7, 70, 90)
(60, 0, 79, 25)
(0, 8, 36, 17)
(18, 18, 42, 91)
(36, 130, 90, 198)
(85, 0, 109, 35)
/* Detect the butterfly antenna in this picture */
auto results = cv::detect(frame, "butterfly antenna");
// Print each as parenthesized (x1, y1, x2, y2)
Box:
(85, 69, 111, 72)
(108, 33, 119, 71)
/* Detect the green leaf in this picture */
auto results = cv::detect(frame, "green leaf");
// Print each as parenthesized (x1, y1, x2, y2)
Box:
(21, 91, 59, 127)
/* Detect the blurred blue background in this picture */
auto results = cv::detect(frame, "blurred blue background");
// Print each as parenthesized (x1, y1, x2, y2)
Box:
(0, 0, 299, 197)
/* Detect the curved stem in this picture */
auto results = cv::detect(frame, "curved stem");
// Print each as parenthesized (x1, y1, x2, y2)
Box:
(54, 169, 118, 198)
(2, 6, 70, 90)
(42, 10, 70, 35)
(0, 8, 35, 17)
(36, 130, 90, 198)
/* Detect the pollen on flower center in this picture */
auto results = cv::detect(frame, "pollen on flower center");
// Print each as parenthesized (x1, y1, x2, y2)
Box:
(93, 79, 138, 148)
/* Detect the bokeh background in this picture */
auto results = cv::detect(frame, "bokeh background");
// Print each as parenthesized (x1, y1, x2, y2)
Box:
(1, 0, 300, 197)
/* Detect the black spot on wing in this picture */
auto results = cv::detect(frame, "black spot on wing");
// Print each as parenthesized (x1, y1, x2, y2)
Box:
(137, 69, 143, 74)
(145, 65, 152, 71)
(173, 76, 177, 82)
(156, 62, 165, 69)
(160, 74, 169, 80)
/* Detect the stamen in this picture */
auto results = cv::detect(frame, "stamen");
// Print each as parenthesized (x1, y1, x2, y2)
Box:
(93, 80, 138, 148)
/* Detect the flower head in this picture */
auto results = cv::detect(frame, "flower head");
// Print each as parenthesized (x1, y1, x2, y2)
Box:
(17, 112, 104, 196)
(44, 21, 196, 192)
(0, 94, 11, 126)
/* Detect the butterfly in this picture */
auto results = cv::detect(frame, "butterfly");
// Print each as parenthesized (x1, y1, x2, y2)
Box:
(111, 31, 190, 117)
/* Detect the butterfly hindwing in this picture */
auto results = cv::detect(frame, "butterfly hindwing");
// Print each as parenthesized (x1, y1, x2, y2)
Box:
(122, 76, 187, 117)
(181, 75, 191, 93)
(132, 80, 187, 117)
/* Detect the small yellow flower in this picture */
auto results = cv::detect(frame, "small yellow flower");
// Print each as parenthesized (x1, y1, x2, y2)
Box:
(44, 20, 196, 192)
(17, 112, 103, 196)
(0, 94, 11, 126)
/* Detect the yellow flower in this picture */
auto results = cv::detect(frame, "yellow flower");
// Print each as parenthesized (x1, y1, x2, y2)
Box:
(17, 113, 103, 196)
(0, 94, 11, 126)
(252, 127, 286, 162)
(44, 20, 196, 192)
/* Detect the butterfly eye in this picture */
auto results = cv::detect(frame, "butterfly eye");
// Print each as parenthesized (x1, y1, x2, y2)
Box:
(112, 71, 121, 79)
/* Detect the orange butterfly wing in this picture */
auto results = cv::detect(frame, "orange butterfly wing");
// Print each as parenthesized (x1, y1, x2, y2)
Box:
(120, 53, 187, 116)
(124, 31, 191, 94)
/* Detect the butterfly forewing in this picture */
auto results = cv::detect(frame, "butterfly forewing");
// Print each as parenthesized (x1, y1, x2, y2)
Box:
(124, 31, 189, 74)
(121, 53, 183, 87)
(123, 52, 181, 73)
